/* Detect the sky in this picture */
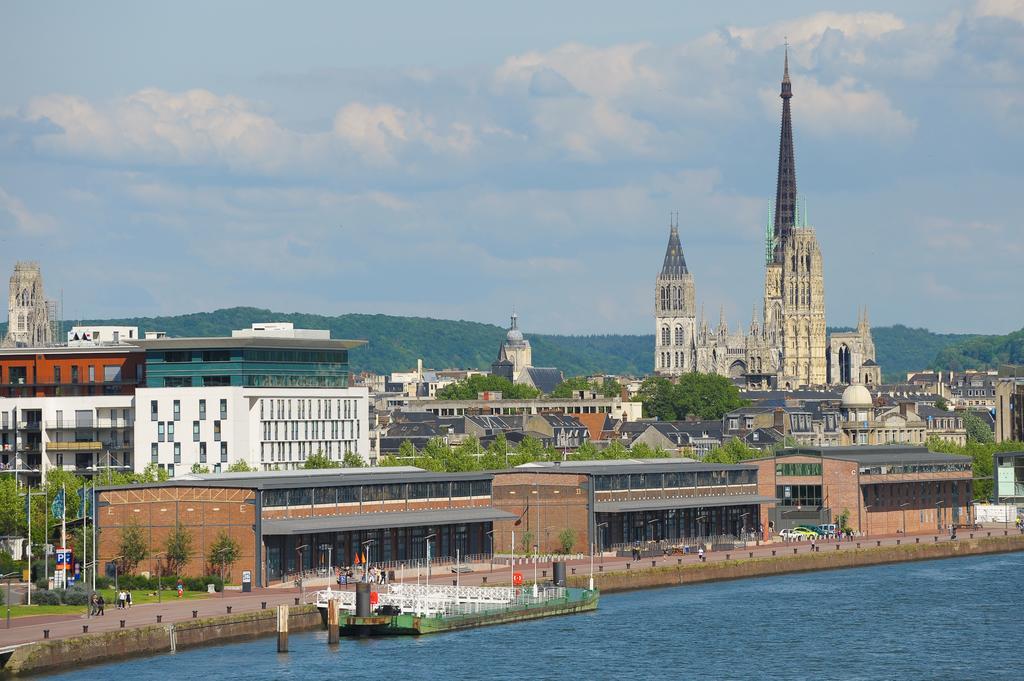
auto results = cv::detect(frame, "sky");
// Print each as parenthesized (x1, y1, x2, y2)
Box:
(1, 1, 1022, 336)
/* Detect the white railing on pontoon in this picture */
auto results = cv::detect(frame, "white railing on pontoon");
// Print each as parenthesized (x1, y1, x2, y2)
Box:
(313, 584, 566, 619)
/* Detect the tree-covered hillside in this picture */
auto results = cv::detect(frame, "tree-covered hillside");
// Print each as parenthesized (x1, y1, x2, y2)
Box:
(0, 308, 990, 378)
(932, 327, 1024, 371)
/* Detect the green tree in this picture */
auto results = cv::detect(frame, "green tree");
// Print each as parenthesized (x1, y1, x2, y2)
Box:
(207, 530, 241, 579)
(117, 519, 148, 575)
(675, 373, 748, 420)
(190, 463, 210, 474)
(963, 411, 994, 444)
(437, 374, 541, 400)
(303, 451, 341, 469)
(629, 442, 671, 459)
(342, 451, 365, 468)
(569, 441, 599, 460)
(0, 475, 25, 536)
(398, 440, 417, 460)
(934, 396, 949, 411)
(164, 523, 194, 575)
(926, 436, 1024, 500)
(704, 438, 762, 464)
(519, 531, 534, 555)
(635, 376, 678, 420)
(226, 460, 255, 472)
(558, 527, 577, 554)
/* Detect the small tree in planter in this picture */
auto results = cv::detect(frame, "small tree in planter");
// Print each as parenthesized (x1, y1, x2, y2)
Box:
(558, 528, 576, 554)
(117, 519, 148, 576)
(164, 524, 194, 576)
(207, 530, 241, 582)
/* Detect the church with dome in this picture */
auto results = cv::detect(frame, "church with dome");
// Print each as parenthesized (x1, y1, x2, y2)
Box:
(491, 312, 564, 394)
(654, 51, 880, 390)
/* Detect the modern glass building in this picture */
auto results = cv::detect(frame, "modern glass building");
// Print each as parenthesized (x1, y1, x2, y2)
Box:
(995, 451, 1024, 509)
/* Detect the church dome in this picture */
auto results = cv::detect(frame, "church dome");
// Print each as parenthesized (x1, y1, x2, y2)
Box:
(505, 312, 526, 344)
(841, 384, 873, 408)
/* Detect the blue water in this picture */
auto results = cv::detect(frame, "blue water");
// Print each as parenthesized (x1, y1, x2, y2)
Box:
(44, 553, 1022, 680)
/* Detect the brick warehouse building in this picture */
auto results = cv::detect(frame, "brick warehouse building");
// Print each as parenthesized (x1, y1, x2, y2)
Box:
(96, 468, 514, 586)
(491, 460, 775, 554)
(750, 446, 973, 535)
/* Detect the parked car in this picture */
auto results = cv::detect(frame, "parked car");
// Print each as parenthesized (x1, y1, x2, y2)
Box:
(778, 529, 800, 541)
(793, 525, 825, 537)
(790, 527, 819, 540)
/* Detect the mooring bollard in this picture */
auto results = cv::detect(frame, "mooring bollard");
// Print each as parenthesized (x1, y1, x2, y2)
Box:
(571, 568, 576, 575)
(542, 570, 547, 578)
(651, 560, 657, 567)
(749, 552, 754, 558)
(261, 601, 267, 610)
(934, 536, 938, 542)
(156, 615, 162, 623)
(988, 531, 992, 537)
(277, 604, 289, 653)
(327, 598, 339, 645)
(793, 548, 798, 554)
(192, 610, 198, 618)
(83, 625, 89, 633)
(120, 619, 126, 628)
(43, 629, 49, 639)
(877, 540, 882, 547)
(897, 539, 901, 545)
(970, 533, 974, 539)
(677, 558, 682, 565)
(227, 606, 232, 614)
(599, 565, 604, 572)
(625, 562, 630, 569)
(771, 550, 776, 556)
(916, 538, 920, 544)
(857, 543, 861, 549)
(294, 597, 300, 606)
(482, 576, 488, 584)
(835, 544, 840, 551)
(725, 554, 730, 561)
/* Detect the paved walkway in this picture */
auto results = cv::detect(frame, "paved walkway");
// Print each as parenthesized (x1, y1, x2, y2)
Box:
(2, 526, 1018, 648)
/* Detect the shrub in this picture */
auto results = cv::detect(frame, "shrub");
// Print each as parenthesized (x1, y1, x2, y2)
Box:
(94, 576, 112, 590)
(34, 578, 49, 591)
(34, 590, 62, 605)
(62, 587, 90, 606)
(182, 575, 223, 593)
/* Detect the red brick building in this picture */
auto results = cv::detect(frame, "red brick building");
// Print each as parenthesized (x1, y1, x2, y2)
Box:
(750, 446, 973, 535)
(0, 345, 144, 398)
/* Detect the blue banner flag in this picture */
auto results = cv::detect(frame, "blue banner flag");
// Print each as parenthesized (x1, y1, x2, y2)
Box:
(51, 488, 65, 520)
(77, 487, 90, 519)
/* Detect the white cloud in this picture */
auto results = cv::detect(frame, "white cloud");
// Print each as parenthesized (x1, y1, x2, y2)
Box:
(764, 76, 916, 138)
(0, 187, 56, 234)
(728, 11, 906, 54)
(974, 0, 1024, 23)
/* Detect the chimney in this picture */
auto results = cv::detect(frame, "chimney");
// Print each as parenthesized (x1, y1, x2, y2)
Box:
(773, 408, 786, 432)
(417, 358, 423, 380)
(899, 401, 917, 419)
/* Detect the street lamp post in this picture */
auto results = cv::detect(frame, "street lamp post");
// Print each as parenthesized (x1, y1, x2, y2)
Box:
(360, 540, 375, 583)
(591, 522, 608, 590)
(295, 545, 309, 600)
(424, 534, 436, 583)
(936, 500, 946, 533)
(646, 518, 659, 544)
(485, 530, 495, 573)
(739, 513, 751, 540)
(3, 572, 18, 629)
(694, 515, 708, 544)
(151, 552, 167, 604)
(899, 503, 911, 535)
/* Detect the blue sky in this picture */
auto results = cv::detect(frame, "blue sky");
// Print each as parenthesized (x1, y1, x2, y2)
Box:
(1, 1, 1021, 335)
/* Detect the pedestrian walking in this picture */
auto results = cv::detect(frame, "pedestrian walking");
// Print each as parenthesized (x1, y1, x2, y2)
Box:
(697, 547, 705, 563)
(89, 593, 97, 616)
(126, 591, 133, 608)
(97, 594, 105, 616)
(118, 590, 126, 610)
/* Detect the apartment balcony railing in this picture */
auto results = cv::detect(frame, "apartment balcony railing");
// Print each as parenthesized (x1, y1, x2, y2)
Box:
(46, 441, 102, 451)
(45, 420, 133, 430)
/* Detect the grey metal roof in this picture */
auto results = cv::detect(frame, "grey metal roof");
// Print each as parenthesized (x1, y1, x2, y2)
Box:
(262, 507, 516, 535)
(97, 468, 494, 492)
(525, 367, 564, 395)
(659, 226, 689, 278)
(596, 494, 776, 514)
(762, 446, 972, 466)
(513, 460, 756, 475)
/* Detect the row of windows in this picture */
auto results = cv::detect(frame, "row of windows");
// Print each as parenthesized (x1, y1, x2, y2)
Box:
(151, 440, 228, 464)
(161, 350, 233, 363)
(151, 399, 227, 421)
(776, 463, 822, 477)
(260, 398, 358, 421)
(776, 484, 822, 507)
(858, 463, 971, 475)
(243, 349, 348, 364)
(593, 470, 757, 491)
(262, 480, 492, 507)
(261, 420, 359, 441)
(260, 440, 358, 461)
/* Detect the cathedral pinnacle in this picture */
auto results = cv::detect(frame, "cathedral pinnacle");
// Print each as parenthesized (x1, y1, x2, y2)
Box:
(659, 213, 689, 278)
(773, 43, 797, 260)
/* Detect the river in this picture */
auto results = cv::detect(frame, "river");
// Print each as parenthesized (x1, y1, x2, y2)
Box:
(45, 552, 1021, 680)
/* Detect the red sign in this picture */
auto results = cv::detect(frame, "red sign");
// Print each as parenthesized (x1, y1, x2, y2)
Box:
(512, 572, 523, 586)
(369, 591, 379, 605)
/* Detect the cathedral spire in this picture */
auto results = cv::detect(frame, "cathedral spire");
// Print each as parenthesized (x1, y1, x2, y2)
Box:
(660, 213, 688, 278)
(773, 43, 797, 261)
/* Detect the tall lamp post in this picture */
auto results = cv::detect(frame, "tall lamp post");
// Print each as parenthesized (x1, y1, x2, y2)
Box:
(899, 503, 911, 535)
(739, 513, 751, 540)
(360, 539, 375, 582)
(695, 515, 708, 544)
(295, 545, 309, 600)
(646, 518, 659, 544)
(935, 500, 945, 533)
(3, 572, 18, 629)
(590, 522, 608, 590)
(151, 552, 167, 604)
(485, 530, 495, 573)
(424, 534, 436, 583)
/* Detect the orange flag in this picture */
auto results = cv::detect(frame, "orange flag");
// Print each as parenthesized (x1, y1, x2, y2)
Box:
(354, 552, 361, 565)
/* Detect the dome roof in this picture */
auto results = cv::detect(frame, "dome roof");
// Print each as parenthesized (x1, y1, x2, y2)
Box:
(841, 384, 873, 408)
(505, 312, 526, 344)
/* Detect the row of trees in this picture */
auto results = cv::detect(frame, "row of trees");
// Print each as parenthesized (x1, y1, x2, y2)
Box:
(437, 375, 541, 400)
(116, 519, 240, 578)
(187, 449, 364, 475)
(550, 376, 623, 398)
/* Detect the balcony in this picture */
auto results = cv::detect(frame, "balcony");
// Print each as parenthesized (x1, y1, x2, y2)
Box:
(45, 420, 133, 430)
(46, 441, 102, 451)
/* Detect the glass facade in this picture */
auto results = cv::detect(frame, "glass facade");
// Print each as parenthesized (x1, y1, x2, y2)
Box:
(776, 463, 822, 476)
(593, 469, 756, 492)
(263, 480, 492, 509)
(144, 346, 351, 388)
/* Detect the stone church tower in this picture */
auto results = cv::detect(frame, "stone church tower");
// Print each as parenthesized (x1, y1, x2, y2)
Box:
(3, 261, 54, 348)
(654, 216, 696, 375)
(766, 49, 827, 387)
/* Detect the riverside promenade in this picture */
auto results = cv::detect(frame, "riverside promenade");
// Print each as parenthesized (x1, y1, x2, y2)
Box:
(2, 526, 1021, 652)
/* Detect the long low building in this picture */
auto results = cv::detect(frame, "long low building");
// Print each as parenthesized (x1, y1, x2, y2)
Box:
(97, 467, 512, 586)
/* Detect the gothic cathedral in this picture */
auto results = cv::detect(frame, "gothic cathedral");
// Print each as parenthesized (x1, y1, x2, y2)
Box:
(655, 50, 878, 389)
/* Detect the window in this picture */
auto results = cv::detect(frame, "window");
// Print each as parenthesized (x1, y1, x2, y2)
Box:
(199, 399, 206, 420)
(151, 400, 158, 421)
(220, 399, 228, 419)
(775, 462, 823, 477)
(203, 376, 230, 387)
(157, 422, 165, 442)
(71, 366, 80, 384)
(172, 400, 181, 421)
(199, 442, 207, 464)
(173, 442, 181, 464)
(167, 422, 175, 442)
(151, 443, 158, 464)
(214, 421, 221, 441)
(163, 351, 191, 363)
(103, 365, 121, 383)
(88, 366, 95, 383)
(54, 366, 61, 384)
(164, 377, 193, 387)
(201, 350, 231, 362)
(192, 421, 200, 442)
(220, 442, 228, 463)
(167, 464, 175, 478)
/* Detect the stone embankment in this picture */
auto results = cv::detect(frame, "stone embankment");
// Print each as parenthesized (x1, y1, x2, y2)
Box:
(567, 533, 1024, 593)
(2, 604, 321, 676)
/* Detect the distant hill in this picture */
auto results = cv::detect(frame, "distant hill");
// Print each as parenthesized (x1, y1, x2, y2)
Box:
(0, 308, 985, 379)
(932, 327, 1024, 371)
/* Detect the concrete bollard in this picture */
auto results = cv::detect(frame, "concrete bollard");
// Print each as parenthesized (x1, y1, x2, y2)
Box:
(120, 619, 126, 628)
(277, 605, 289, 653)
(227, 606, 232, 614)
(157, 615, 162, 623)
(327, 599, 339, 645)
(83, 625, 89, 633)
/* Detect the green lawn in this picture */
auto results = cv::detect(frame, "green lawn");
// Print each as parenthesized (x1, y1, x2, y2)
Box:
(4, 588, 210, 618)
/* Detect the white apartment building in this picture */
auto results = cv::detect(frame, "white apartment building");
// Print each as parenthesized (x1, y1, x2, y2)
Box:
(134, 386, 369, 476)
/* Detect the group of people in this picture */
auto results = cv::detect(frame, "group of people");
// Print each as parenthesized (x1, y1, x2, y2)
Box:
(335, 565, 390, 585)
(88, 593, 106, 616)
(116, 590, 134, 609)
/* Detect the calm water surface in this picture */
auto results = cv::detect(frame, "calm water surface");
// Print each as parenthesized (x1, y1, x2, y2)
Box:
(45, 553, 1022, 680)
